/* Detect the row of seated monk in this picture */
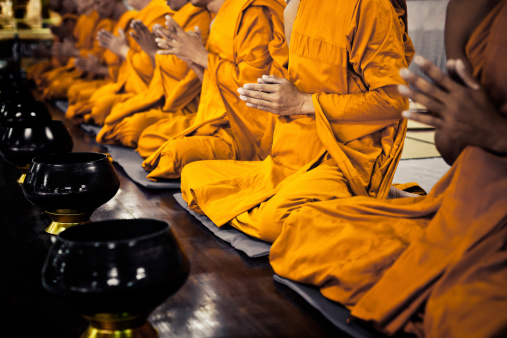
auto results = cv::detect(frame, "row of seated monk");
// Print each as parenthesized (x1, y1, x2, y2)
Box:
(27, 0, 507, 336)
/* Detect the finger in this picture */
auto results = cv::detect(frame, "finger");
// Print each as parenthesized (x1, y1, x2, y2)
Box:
(245, 102, 276, 114)
(194, 26, 202, 38)
(413, 55, 457, 91)
(455, 59, 480, 90)
(398, 84, 443, 113)
(157, 50, 173, 55)
(130, 21, 141, 34)
(261, 74, 288, 84)
(239, 94, 278, 109)
(241, 83, 279, 93)
(257, 78, 268, 84)
(399, 68, 448, 103)
(156, 38, 173, 50)
(118, 28, 126, 39)
(238, 88, 276, 102)
(402, 110, 444, 128)
(166, 16, 185, 35)
(130, 32, 140, 43)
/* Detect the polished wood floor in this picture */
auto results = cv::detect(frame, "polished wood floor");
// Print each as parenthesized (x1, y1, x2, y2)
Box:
(0, 102, 352, 337)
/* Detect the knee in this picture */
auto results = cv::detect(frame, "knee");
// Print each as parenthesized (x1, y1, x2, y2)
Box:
(257, 193, 315, 242)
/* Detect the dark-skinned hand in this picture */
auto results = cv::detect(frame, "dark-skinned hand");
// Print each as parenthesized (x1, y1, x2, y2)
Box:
(398, 55, 507, 157)
(130, 20, 158, 63)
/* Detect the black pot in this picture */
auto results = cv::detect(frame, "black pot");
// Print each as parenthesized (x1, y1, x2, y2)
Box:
(22, 152, 119, 213)
(0, 101, 52, 127)
(0, 120, 73, 169)
(42, 219, 190, 336)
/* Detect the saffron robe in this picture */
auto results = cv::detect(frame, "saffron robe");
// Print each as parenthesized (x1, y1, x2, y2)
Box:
(94, 3, 212, 148)
(180, 0, 414, 243)
(139, 0, 288, 173)
(270, 2, 507, 337)
(40, 12, 114, 100)
(66, 0, 175, 126)
(65, 10, 138, 106)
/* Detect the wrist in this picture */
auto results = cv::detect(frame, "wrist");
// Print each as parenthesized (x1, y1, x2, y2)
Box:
(487, 119, 507, 155)
(300, 93, 315, 115)
(119, 45, 130, 59)
(196, 50, 208, 69)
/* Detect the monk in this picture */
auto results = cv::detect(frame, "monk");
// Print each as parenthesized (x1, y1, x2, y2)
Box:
(179, 0, 414, 243)
(64, 0, 136, 106)
(65, 0, 175, 125)
(134, 0, 287, 175)
(269, 0, 507, 336)
(26, 0, 78, 82)
(92, 0, 211, 148)
(38, 0, 114, 100)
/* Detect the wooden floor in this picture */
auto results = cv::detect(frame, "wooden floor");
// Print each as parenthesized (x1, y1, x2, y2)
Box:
(0, 102, 353, 337)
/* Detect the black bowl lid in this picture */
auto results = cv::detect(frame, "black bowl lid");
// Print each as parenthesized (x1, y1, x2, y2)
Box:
(32, 152, 107, 165)
(58, 219, 170, 244)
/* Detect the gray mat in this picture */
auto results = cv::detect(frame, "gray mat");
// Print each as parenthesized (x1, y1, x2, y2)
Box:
(273, 275, 380, 338)
(78, 124, 180, 190)
(106, 145, 180, 190)
(54, 100, 69, 113)
(173, 193, 272, 258)
(393, 157, 450, 193)
(80, 124, 102, 135)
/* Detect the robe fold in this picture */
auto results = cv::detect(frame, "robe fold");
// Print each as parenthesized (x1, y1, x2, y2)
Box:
(270, 1, 507, 336)
(65, 10, 137, 106)
(139, 0, 288, 173)
(93, 3, 212, 148)
(66, 0, 175, 125)
(40, 11, 114, 100)
(180, 0, 413, 242)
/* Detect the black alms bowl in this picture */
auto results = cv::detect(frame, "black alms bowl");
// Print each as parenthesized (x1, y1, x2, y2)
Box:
(0, 101, 52, 127)
(41, 219, 190, 316)
(22, 152, 120, 213)
(0, 120, 73, 168)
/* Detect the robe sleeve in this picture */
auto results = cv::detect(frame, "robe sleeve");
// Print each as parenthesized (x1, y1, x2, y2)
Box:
(314, 0, 409, 143)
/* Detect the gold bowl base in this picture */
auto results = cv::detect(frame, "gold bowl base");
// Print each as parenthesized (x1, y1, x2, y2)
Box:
(17, 173, 26, 184)
(82, 314, 158, 338)
(45, 211, 94, 235)
(16, 165, 30, 184)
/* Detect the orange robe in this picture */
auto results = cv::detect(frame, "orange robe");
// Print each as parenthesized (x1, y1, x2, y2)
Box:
(180, 0, 414, 243)
(94, 3, 212, 148)
(270, 2, 507, 337)
(26, 13, 78, 82)
(40, 11, 114, 100)
(67, 0, 175, 126)
(65, 10, 138, 106)
(140, 0, 288, 175)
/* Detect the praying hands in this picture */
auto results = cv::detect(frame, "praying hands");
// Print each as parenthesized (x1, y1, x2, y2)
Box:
(97, 28, 129, 60)
(398, 55, 507, 162)
(237, 75, 314, 116)
(155, 15, 207, 68)
(129, 20, 158, 66)
(51, 39, 79, 57)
